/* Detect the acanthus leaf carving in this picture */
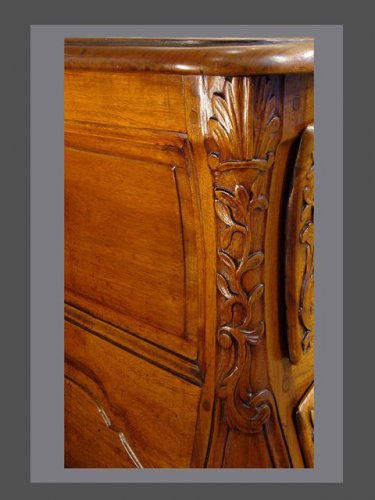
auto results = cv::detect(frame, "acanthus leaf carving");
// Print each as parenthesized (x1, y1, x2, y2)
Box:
(206, 76, 281, 171)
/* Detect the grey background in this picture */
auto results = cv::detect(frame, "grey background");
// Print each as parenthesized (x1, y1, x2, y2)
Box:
(30, 25, 342, 483)
(3, 0, 374, 494)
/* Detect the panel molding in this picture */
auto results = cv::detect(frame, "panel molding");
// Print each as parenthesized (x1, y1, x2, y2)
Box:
(65, 304, 203, 386)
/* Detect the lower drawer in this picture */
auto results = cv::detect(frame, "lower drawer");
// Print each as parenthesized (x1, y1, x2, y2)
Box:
(64, 320, 201, 468)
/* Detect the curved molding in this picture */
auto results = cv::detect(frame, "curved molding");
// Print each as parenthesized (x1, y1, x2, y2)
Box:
(65, 358, 143, 468)
(65, 304, 203, 386)
(295, 384, 314, 467)
(285, 124, 315, 364)
(65, 38, 314, 75)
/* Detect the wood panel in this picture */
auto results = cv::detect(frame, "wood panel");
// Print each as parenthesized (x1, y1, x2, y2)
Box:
(64, 126, 200, 358)
(65, 320, 201, 468)
(65, 70, 186, 132)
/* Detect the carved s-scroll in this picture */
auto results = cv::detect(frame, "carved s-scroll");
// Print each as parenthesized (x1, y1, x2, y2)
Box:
(285, 124, 315, 364)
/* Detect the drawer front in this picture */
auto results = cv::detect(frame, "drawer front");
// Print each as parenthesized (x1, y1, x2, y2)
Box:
(65, 321, 201, 468)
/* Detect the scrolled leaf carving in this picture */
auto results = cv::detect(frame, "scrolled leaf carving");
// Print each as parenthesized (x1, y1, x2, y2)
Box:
(214, 178, 272, 433)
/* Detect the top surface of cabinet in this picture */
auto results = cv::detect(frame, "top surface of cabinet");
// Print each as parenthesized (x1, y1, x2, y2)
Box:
(65, 37, 314, 75)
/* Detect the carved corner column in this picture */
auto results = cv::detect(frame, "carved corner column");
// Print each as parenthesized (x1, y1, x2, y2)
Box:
(198, 75, 291, 467)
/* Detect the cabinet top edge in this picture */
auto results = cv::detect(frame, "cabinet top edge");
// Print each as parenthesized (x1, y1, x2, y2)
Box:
(64, 37, 314, 75)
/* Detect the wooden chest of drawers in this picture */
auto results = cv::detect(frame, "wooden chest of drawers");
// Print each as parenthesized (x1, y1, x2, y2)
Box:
(64, 38, 314, 468)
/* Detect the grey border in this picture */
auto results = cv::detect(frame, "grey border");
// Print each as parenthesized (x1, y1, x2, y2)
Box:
(30, 25, 342, 483)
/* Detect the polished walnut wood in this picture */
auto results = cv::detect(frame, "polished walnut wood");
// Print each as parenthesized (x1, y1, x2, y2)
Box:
(64, 37, 314, 468)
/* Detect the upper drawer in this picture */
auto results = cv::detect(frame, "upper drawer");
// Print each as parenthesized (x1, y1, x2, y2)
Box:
(64, 70, 186, 132)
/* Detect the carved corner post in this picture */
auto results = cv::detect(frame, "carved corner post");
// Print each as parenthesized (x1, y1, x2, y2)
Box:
(198, 75, 291, 467)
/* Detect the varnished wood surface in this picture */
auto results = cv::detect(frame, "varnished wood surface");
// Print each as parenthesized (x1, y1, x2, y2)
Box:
(65, 37, 314, 75)
(65, 70, 186, 132)
(64, 121, 200, 358)
(64, 38, 314, 468)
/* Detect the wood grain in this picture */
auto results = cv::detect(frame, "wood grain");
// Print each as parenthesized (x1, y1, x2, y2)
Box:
(65, 70, 186, 132)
